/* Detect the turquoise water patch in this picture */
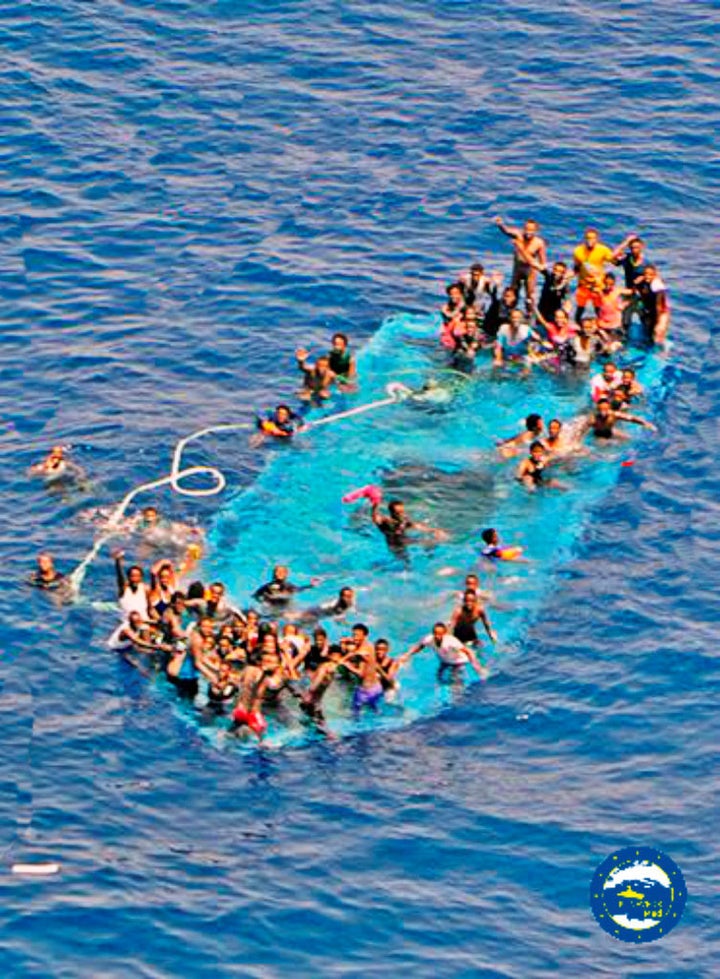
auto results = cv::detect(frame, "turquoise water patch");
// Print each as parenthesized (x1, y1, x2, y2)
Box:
(200, 313, 669, 748)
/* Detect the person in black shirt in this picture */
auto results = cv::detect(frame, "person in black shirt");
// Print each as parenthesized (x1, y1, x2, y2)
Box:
(253, 564, 317, 609)
(536, 261, 572, 323)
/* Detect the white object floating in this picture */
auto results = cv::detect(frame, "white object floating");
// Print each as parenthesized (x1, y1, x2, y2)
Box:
(11, 862, 61, 876)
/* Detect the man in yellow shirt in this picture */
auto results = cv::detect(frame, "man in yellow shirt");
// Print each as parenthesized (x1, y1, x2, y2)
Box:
(573, 228, 614, 325)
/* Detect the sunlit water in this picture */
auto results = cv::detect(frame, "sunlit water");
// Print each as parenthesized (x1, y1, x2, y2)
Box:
(1, 1, 718, 975)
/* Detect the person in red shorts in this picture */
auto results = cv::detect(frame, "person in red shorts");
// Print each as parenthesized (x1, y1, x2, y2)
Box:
(230, 663, 269, 739)
(573, 228, 615, 326)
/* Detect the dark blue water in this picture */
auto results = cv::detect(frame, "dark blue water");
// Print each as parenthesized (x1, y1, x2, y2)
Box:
(1, 1, 718, 975)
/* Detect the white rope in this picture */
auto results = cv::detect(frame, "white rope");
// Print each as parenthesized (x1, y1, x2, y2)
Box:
(68, 383, 411, 598)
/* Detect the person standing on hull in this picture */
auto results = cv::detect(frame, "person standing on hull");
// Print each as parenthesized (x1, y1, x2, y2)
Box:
(371, 498, 447, 556)
(572, 228, 616, 326)
(635, 265, 671, 346)
(400, 622, 488, 682)
(460, 262, 492, 315)
(536, 261, 573, 323)
(494, 216, 548, 310)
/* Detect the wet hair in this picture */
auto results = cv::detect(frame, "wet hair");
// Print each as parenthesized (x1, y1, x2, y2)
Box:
(645, 264, 657, 274)
(553, 261, 567, 270)
(433, 621, 447, 631)
(276, 404, 293, 416)
(596, 398, 611, 407)
(375, 637, 390, 648)
(629, 236, 644, 246)
(352, 623, 369, 636)
(526, 413, 542, 431)
(187, 581, 205, 600)
(549, 418, 562, 429)
(332, 332, 348, 345)
(128, 565, 144, 577)
(209, 581, 225, 592)
(388, 499, 403, 515)
(171, 590, 186, 603)
(604, 272, 616, 283)
(622, 367, 636, 378)
(481, 528, 496, 544)
(470, 262, 484, 273)
(313, 627, 328, 640)
(463, 589, 477, 601)
(446, 282, 464, 296)
(529, 440, 545, 453)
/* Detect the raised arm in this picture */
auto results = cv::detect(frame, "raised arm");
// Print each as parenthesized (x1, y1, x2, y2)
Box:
(494, 215, 520, 239)
(615, 412, 657, 431)
(611, 233, 636, 262)
(114, 551, 126, 598)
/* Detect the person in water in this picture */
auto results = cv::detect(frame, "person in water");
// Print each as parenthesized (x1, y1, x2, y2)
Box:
(29, 445, 86, 484)
(371, 498, 447, 552)
(342, 642, 386, 716)
(400, 622, 488, 681)
(494, 215, 548, 309)
(581, 398, 657, 441)
(497, 413, 544, 458)
(327, 332, 357, 387)
(460, 262, 492, 314)
(449, 589, 497, 646)
(480, 528, 525, 562)
(253, 564, 318, 609)
(493, 309, 534, 368)
(482, 279, 517, 340)
(230, 661, 269, 739)
(296, 348, 338, 403)
(591, 361, 623, 402)
(28, 552, 72, 600)
(516, 441, 564, 491)
(253, 404, 304, 444)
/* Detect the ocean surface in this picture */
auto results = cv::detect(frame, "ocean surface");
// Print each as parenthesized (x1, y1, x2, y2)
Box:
(1, 1, 718, 976)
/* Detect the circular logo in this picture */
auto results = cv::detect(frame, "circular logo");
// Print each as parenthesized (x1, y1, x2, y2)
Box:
(590, 846, 686, 943)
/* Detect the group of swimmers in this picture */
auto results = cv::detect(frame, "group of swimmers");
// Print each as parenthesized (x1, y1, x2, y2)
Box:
(28, 216, 665, 740)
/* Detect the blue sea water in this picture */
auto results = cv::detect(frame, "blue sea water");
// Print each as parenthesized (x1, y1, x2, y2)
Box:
(0, 1, 718, 975)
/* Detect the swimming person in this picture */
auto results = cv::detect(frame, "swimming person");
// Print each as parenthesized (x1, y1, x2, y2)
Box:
(581, 398, 657, 441)
(449, 590, 498, 646)
(296, 348, 338, 402)
(591, 362, 623, 402)
(479, 528, 525, 562)
(29, 445, 86, 485)
(497, 413, 544, 459)
(494, 215, 548, 309)
(370, 498, 447, 553)
(28, 552, 72, 601)
(253, 404, 304, 445)
(294, 586, 356, 625)
(400, 622, 488, 681)
(516, 441, 564, 491)
(327, 332, 357, 388)
(253, 564, 318, 610)
(230, 662, 269, 739)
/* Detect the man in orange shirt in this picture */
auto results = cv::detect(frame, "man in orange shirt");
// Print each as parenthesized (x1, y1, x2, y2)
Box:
(573, 228, 615, 326)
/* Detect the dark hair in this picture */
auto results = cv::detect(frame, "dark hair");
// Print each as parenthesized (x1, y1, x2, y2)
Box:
(549, 418, 562, 428)
(529, 440, 545, 452)
(314, 627, 328, 639)
(187, 581, 205, 600)
(470, 262, 484, 273)
(171, 590, 186, 603)
(629, 236, 644, 246)
(554, 260, 567, 270)
(332, 332, 348, 345)
(352, 623, 369, 636)
(481, 528, 496, 544)
(604, 271, 616, 282)
(433, 621, 446, 630)
(375, 637, 390, 647)
(596, 398, 611, 407)
(446, 282, 464, 296)
(128, 565, 144, 576)
(388, 499, 403, 515)
(276, 404, 292, 415)
(526, 413, 542, 431)
(210, 581, 224, 591)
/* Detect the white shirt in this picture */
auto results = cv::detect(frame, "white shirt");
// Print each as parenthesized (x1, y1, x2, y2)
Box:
(591, 370, 622, 402)
(420, 633, 469, 666)
(119, 583, 150, 618)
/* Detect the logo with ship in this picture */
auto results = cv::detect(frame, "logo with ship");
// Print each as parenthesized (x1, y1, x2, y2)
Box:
(590, 846, 686, 943)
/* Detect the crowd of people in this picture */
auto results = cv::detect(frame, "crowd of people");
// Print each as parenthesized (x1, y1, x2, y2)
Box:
(28, 217, 666, 741)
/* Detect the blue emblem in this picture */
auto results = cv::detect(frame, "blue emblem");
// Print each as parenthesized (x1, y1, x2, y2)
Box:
(590, 846, 686, 943)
